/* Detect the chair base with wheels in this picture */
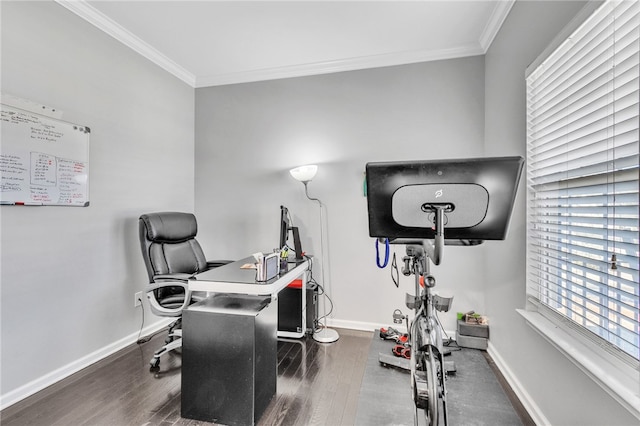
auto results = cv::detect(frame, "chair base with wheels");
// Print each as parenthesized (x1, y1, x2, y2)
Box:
(149, 319, 183, 369)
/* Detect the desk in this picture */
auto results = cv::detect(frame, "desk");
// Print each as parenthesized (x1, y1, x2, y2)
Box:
(182, 257, 310, 425)
(181, 294, 275, 425)
(189, 256, 310, 338)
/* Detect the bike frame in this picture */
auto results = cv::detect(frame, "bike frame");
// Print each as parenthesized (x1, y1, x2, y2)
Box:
(404, 205, 449, 426)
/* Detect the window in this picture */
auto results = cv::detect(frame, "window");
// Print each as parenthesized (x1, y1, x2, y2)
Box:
(526, 0, 639, 365)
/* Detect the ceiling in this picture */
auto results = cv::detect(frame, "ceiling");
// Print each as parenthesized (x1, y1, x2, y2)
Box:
(55, 1, 515, 88)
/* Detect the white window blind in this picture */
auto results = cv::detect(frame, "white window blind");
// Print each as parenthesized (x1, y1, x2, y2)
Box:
(526, 0, 639, 362)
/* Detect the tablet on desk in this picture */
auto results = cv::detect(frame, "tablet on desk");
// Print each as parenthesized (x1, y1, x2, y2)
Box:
(256, 252, 279, 282)
(265, 254, 279, 280)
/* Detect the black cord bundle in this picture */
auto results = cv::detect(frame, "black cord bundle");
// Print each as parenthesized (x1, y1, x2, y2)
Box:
(304, 255, 334, 332)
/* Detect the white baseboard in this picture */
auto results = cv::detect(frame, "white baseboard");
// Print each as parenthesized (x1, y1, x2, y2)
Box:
(487, 341, 549, 426)
(0, 319, 171, 411)
(326, 318, 456, 339)
(327, 317, 381, 332)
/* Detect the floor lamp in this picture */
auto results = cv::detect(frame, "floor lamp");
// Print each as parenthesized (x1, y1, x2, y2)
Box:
(289, 164, 339, 343)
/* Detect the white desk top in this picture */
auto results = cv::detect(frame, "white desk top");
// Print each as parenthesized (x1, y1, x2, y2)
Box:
(188, 256, 309, 295)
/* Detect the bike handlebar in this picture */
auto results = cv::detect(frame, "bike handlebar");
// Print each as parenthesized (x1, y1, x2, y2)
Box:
(424, 205, 444, 265)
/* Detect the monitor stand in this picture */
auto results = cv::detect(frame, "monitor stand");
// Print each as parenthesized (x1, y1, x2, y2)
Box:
(290, 226, 304, 261)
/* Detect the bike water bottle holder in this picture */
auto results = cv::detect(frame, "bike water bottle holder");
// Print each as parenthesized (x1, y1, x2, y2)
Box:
(405, 293, 421, 310)
(433, 294, 454, 312)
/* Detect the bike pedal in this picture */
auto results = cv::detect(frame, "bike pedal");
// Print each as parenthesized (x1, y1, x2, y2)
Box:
(392, 344, 411, 359)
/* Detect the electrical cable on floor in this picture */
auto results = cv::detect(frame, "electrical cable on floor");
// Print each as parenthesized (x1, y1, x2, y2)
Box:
(135, 297, 146, 343)
(315, 283, 334, 322)
(304, 255, 334, 331)
(137, 326, 169, 345)
(135, 296, 168, 345)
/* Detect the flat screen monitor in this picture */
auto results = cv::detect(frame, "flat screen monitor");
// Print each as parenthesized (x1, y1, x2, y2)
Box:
(279, 205, 290, 250)
(279, 205, 304, 260)
(365, 156, 524, 241)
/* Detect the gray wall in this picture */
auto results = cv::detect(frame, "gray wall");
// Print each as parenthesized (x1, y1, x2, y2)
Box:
(195, 58, 488, 333)
(1, 1, 194, 402)
(485, 1, 637, 425)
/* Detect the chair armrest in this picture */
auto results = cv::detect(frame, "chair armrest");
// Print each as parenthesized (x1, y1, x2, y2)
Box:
(145, 279, 191, 316)
(153, 273, 194, 282)
(145, 280, 187, 293)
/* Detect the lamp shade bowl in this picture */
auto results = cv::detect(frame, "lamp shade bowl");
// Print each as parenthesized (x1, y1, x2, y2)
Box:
(290, 165, 318, 182)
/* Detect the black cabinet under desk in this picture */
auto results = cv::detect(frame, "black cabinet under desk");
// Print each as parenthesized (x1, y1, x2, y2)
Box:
(181, 293, 277, 425)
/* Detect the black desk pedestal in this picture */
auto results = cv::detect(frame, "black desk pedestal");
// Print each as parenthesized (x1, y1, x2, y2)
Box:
(181, 294, 277, 425)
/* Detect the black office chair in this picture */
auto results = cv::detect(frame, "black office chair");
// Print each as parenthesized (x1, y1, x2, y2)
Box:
(139, 211, 231, 369)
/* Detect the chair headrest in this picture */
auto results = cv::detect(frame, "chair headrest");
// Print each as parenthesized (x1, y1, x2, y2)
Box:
(140, 212, 198, 243)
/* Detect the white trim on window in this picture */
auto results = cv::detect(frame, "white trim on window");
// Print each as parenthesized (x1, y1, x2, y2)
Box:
(517, 307, 640, 418)
(525, 0, 640, 419)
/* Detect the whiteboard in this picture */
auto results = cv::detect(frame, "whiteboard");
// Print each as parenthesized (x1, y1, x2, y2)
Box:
(1, 104, 90, 206)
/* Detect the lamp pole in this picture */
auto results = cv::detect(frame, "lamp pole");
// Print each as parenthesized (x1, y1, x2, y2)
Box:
(302, 181, 339, 343)
(290, 165, 339, 343)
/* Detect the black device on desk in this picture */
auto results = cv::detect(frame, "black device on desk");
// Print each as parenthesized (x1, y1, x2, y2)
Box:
(280, 205, 303, 260)
(278, 205, 317, 335)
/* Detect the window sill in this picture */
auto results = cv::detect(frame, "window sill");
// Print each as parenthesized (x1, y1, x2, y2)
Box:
(516, 308, 640, 420)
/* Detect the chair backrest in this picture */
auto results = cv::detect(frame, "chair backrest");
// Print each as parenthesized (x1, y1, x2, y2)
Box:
(139, 212, 209, 283)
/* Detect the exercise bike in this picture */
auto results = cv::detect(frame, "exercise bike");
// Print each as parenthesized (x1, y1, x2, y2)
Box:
(366, 156, 525, 426)
(381, 205, 450, 426)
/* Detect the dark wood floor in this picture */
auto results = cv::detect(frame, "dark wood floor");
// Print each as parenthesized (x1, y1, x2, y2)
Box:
(0, 328, 372, 426)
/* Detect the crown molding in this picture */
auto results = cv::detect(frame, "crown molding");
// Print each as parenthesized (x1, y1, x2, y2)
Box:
(479, 0, 515, 51)
(195, 44, 485, 87)
(54, 0, 506, 89)
(54, 0, 196, 87)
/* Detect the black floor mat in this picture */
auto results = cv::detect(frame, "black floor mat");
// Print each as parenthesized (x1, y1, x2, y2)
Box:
(355, 331, 522, 426)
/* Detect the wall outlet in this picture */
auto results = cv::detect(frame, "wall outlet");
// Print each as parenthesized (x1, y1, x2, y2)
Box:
(134, 291, 143, 307)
